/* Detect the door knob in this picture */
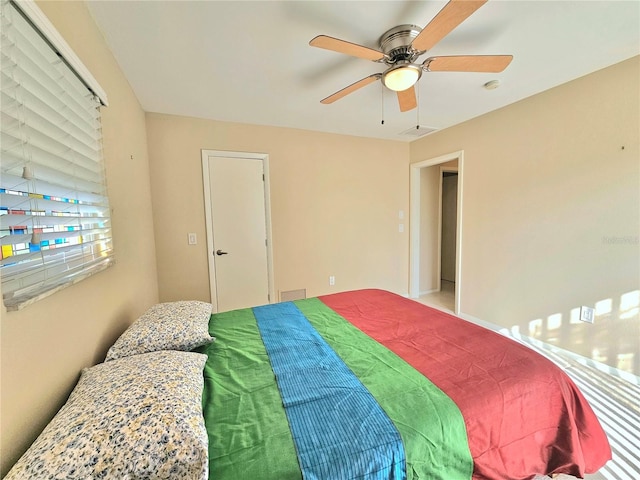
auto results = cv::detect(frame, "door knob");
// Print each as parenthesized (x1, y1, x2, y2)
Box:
(215, 250, 228, 256)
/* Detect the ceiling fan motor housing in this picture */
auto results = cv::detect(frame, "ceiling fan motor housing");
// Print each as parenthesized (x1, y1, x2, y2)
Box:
(379, 24, 423, 64)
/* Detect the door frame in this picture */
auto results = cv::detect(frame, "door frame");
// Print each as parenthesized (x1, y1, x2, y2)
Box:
(409, 150, 464, 314)
(201, 149, 275, 313)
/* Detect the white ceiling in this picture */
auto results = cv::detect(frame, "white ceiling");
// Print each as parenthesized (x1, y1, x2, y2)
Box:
(86, 0, 640, 142)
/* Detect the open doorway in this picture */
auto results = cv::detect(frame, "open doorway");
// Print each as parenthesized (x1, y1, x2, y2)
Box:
(435, 170, 458, 311)
(409, 151, 464, 314)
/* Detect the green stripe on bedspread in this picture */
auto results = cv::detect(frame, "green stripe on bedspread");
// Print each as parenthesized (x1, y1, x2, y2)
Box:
(199, 299, 473, 480)
(295, 298, 473, 480)
(198, 307, 301, 479)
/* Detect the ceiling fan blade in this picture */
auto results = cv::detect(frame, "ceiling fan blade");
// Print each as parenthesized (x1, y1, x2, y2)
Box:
(412, 0, 487, 52)
(397, 86, 417, 112)
(310, 35, 385, 61)
(320, 74, 381, 104)
(424, 55, 513, 72)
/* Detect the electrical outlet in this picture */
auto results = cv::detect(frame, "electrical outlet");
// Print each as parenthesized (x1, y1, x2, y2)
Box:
(329, 275, 335, 286)
(579, 306, 595, 324)
(188, 233, 197, 245)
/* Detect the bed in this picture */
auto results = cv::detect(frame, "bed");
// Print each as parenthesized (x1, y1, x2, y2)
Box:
(198, 289, 611, 480)
(6, 290, 611, 480)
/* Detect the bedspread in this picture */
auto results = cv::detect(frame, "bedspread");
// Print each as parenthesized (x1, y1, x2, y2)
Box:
(198, 289, 610, 480)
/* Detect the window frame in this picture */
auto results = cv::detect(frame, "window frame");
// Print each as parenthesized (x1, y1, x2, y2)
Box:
(12, 0, 108, 107)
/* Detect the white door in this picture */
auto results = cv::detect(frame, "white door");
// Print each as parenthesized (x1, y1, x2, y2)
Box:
(202, 152, 272, 312)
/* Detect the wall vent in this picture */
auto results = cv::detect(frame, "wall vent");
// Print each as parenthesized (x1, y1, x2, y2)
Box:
(280, 289, 306, 302)
(398, 125, 438, 138)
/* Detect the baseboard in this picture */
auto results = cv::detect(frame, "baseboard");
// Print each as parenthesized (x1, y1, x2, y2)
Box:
(419, 288, 439, 296)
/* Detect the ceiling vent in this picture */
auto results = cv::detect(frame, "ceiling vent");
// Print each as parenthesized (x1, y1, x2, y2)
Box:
(399, 125, 437, 138)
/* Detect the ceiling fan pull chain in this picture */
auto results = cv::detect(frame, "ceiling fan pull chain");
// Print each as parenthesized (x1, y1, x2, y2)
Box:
(416, 79, 420, 129)
(381, 81, 385, 125)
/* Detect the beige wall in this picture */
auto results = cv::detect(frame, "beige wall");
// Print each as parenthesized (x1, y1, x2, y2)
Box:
(419, 166, 440, 293)
(411, 57, 640, 373)
(440, 171, 457, 283)
(0, 1, 159, 475)
(146, 114, 410, 303)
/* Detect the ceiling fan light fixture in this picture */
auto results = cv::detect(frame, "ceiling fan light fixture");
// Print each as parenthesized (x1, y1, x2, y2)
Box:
(383, 64, 421, 92)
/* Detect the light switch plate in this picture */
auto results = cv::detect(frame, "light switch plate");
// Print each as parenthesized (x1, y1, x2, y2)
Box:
(188, 233, 197, 245)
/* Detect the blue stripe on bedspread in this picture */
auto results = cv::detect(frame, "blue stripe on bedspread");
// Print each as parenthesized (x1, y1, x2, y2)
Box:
(253, 302, 406, 480)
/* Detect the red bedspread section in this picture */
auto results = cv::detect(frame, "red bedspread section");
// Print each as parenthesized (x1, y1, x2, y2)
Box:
(320, 289, 611, 480)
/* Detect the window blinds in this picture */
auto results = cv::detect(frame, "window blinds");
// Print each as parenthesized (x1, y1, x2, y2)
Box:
(1, 1, 113, 310)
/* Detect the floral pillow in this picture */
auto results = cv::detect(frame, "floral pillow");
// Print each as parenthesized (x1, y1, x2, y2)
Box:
(105, 300, 214, 361)
(5, 350, 209, 480)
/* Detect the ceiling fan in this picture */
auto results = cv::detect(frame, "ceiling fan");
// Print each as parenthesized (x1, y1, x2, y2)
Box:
(309, 0, 513, 112)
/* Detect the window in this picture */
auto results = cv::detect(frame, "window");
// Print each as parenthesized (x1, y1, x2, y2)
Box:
(1, 0, 112, 311)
